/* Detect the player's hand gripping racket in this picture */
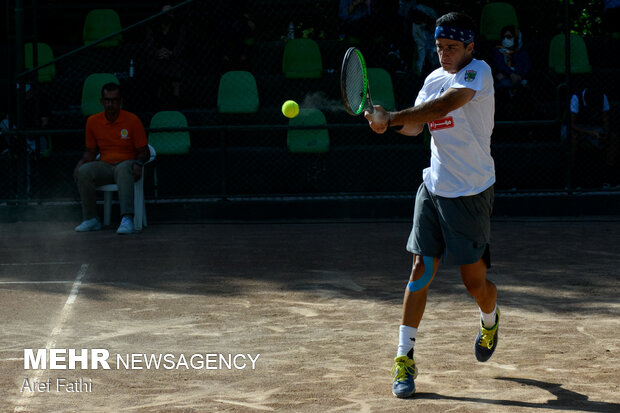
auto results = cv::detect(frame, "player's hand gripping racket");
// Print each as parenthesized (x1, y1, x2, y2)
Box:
(341, 47, 374, 116)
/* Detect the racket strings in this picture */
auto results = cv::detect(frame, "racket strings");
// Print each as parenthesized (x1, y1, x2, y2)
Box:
(344, 57, 366, 114)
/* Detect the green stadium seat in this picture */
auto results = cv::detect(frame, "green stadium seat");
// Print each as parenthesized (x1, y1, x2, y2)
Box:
(548, 33, 592, 74)
(149, 111, 190, 200)
(217, 71, 260, 113)
(81, 73, 120, 116)
(24, 42, 55, 83)
(149, 111, 191, 155)
(83, 9, 122, 47)
(480, 2, 519, 43)
(287, 108, 329, 153)
(367, 68, 396, 111)
(282, 38, 323, 79)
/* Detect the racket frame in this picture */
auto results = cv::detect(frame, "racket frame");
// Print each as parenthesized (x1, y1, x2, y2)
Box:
(341, 47, 374, 116)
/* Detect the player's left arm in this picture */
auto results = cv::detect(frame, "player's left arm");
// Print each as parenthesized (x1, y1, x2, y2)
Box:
(366, 87, 475, 135)
(392, 87, 475, 127)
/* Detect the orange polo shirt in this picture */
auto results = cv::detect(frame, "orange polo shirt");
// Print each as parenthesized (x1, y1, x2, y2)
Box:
(85, 109, 148, 164)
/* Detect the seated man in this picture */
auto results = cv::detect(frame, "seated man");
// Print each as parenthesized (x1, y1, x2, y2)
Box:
(73, 83, 150, 234)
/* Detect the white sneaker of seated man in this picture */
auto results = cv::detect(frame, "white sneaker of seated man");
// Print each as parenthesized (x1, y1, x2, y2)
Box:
(75, 217, 102, 232)
(116, 215, 135, 235)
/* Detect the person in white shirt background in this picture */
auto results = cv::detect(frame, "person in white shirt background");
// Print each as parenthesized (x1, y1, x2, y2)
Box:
(568, 84, 618, 187)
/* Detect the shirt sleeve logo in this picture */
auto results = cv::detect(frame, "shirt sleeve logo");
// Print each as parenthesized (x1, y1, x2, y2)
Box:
(464, 70, 477, 82)
(429, 116, 454, 131)
(120, 129, 129, 139)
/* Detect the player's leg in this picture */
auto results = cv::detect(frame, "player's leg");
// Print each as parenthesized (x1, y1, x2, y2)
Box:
(460, 256, 496, 314)
(434, 185, 498, 361)
(460, 256, 500, 362)
(401, 254, 440, 328)
(392, 184, 443, 398)
(393, 255, 439, 399)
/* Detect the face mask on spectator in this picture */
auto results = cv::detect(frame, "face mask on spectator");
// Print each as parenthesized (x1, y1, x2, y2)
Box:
(502, 36, 514, 48)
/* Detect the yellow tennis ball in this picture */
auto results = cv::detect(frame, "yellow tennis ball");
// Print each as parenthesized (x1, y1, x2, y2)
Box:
(282, 100, 299, 118)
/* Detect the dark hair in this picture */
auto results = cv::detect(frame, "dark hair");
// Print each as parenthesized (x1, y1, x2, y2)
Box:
(101, 82, 121, 97)
(436, 12, 477, 37)
(500, 25, 517, 36)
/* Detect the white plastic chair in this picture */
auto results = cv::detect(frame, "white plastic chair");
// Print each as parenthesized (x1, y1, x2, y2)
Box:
(96, 144, 156, 230)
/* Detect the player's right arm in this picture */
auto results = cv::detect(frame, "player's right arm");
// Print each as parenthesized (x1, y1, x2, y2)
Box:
(365, 87, 475, 135)
(365, 105, 425, 136)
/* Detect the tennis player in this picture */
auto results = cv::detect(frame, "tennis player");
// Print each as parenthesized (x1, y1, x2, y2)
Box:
(364, 11, 499, 398)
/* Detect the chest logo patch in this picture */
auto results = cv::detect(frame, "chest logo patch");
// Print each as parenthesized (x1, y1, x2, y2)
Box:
(429, 116, 454, 131)
(120, 129, 129, 139)
(464, 70, 477, 82)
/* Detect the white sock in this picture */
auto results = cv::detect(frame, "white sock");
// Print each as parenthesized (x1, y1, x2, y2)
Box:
(480, 303, 498, 328)
(397, 325, 417, 357)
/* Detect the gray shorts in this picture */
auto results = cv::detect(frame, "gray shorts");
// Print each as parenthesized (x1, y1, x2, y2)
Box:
(406, 183, 494, 266)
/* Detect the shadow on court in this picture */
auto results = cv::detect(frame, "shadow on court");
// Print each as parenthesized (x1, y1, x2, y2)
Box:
(418, 377, 620, 412)
(2, 220, 619, 312)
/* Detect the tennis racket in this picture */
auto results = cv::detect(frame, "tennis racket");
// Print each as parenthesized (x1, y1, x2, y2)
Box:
(341, 47, 374, 116)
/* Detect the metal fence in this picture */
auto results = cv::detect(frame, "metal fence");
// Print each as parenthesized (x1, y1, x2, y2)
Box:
(1, 0, 619, 203)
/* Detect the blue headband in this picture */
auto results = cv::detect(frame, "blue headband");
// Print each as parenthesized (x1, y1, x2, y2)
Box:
(435, 25, 475, 43)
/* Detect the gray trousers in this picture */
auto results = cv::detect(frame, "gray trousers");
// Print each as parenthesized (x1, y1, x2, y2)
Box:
(77, 160, 135, 220)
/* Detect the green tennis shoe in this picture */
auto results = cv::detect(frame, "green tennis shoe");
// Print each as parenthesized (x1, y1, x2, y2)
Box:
(391, 355, 418, 398)
(475, 308, 500, 362)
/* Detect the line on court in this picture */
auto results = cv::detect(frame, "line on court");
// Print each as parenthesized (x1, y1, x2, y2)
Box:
(0, 262, 78, 266)
(13, 263, 88, 413)
(0, 281, 76, 284)
(213, 399, 275, 411)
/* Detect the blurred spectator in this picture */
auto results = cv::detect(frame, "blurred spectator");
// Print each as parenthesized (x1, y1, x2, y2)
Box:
(144, 2, 188, 105)
(410, 4, 438, 75)
(0, 111, 14, 157)
(569, 85, 618, 186)
(217, 0, 256, 72)
(397, 0, 417, 20)
(491, 25, 531, 118)
(23, 83, 51, 157)
(396, 0, 417, 66)
(492, 25, 531, 100)
(294, 1, 334, 40)
(339, 0, 374, 42)
(0, 84, 51, 195)
(604, 0, 620, 37)
(1, 84, 50, 157)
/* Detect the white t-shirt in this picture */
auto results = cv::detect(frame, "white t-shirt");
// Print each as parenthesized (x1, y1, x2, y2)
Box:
(415, 58, 495, 197)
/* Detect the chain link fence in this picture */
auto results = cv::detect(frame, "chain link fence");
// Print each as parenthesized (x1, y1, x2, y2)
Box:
(1, 0, 618, 203)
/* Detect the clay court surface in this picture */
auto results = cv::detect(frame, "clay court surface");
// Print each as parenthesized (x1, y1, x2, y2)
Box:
(1, 218, 619, 412)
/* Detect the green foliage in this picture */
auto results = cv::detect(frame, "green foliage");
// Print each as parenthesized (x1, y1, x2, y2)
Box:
(568, 0, 605, 36)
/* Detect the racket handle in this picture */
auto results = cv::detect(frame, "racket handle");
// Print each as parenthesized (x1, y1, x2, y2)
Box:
(366, 93, 374, 114)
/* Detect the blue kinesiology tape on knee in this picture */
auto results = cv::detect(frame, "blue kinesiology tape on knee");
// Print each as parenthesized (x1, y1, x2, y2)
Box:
(407, 256, 434, 292)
